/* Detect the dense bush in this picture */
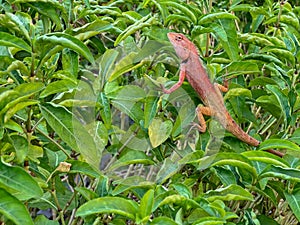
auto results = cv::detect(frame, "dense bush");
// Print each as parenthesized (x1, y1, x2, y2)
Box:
(0, 0, 300, 224)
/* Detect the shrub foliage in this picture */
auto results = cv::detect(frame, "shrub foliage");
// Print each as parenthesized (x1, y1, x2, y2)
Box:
(0, 0, 300, 224)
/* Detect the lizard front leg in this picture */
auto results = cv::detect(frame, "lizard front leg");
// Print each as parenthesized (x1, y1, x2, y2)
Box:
(194, 105, 212, 132)
(162, 63, 187, 94)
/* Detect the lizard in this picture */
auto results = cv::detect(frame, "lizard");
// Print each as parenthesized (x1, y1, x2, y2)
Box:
(163, 32, 283, 157)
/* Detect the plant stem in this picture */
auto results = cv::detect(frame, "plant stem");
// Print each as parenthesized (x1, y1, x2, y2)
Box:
(103, 126, 140, 171)
(36, 126, 71, 158)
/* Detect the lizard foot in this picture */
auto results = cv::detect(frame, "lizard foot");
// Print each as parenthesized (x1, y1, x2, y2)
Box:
(160, 84, 172, 94)
(189, 122, 206, 133)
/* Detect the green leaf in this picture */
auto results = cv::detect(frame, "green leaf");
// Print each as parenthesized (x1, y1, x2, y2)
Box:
(144, 94, 159, 128)
(213, 167, 237, 186)
(149, 118, 173, 148)
(115, 14, 156, 46)
(251, 13, 265, 33)
(165, 14, 193, 24)
(219, 61, 260, 77)
(37, 33, 94, 64)
(4, 100, 39, 123)
(170, 183, 192, 199)
(67, 160, 101, 178)
(178, 151, 204, 165)
(160, 1, 197, 24)
(34, 215, 59, 225)
(108, 52, 145, 82)
(262, 46, 295, 66)
(73, 19, 113, 41)
(112, 176, 154, 196)
(241, 151, 289, 168)
(97, 93, 112, 128)
(195, 153, 257, 178)
(75, 187, 98, 201)
(264, 14, 300, 30)
(9, 135, 28, 164)
(0, 160, 43, 200)
(191, 217, 226, 225)
(224, 88, 252, 100)
(110, 149, 154, 171)
(62, 49, 79, 80)
(40, 80, 77, 98)
(107, 85, 146, 102)
(284, 190, 300, 221)
(79, 6, 122, 18)
(204, 184, 254, 201)
(290, 128, 300, 145)
(239, 33, 274, 47)
(122, 11, 143, 22)
(93, 49, 119, 91)
(108, 40, 166, 82)
(107, 85, 146, 101)
(158, 194, 200, 208)
(134, 40, 166, 62)
(150, 217, 178, 225)
(210, 20, 239, 61)
(28, 144, 43, 162)
(95, 175, 110, 197)
(58, 99, 99, 107)
(138, 189, 154, 223)
(111, 100, 144, 123)
(18, 1, 67, 30)
(258, 139, 300, 152)
(4, 12, 31, 42)
(172, 100, 196, 137)
(260, 165, 300, 182)
(0, 188, 34, 225)
(0, 83, 43, 120)
(15, 82, 44, 96)
(4, 119, 23, 133)
(249, 77, 278, 87)
(40, 103, 100, 170)
(243, 53, 284, 66)
(199, 12, 238, 24)
(256, 95, 282, 118)
(108, 85, 145, 123)
(230, 4, 252, 12)
(0, 13, 31, 43)
(156, 158, 181, 184)
(0, 32, 31, 52)
(257, 215, 280, 225)
(266, 85, 291, 127)
(76, 197, 139, 219)
(86, 121, 108, 152)
(0, 60, 29, 77)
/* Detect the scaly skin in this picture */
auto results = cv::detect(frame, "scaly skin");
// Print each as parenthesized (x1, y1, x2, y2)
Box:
(164, 32, 283, 157)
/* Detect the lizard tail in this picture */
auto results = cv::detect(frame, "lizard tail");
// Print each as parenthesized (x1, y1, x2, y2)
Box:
(223, 117, 260, 147)
(223, 116, 285, 157)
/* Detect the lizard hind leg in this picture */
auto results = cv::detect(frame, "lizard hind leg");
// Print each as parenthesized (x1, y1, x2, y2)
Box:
(194, 105, 212, 132)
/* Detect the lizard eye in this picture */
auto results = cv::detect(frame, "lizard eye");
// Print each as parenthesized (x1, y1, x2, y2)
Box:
(175, 36, 183, 41)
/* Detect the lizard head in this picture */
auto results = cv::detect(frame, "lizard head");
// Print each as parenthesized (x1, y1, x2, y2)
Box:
(167, 32, 198, 61)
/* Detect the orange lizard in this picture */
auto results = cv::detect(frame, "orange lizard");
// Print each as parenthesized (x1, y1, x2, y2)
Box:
(163, 32, 283, 157)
